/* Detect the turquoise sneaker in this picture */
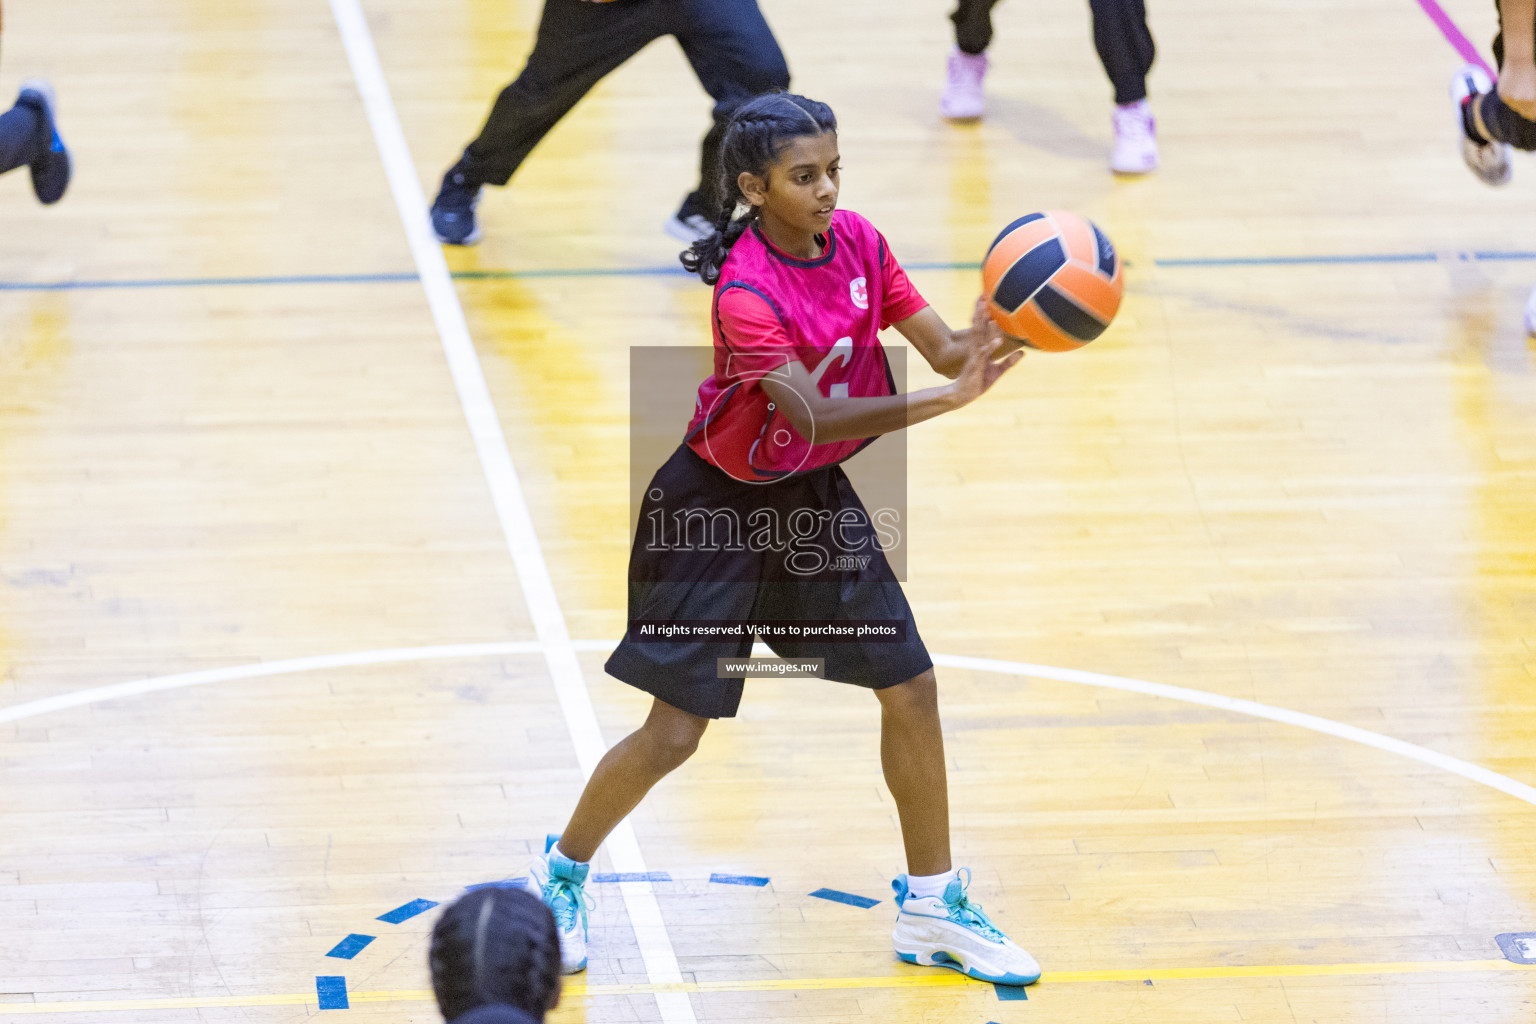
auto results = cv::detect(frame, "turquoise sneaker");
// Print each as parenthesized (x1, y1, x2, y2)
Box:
(523, 834, 591, 973)
(891, 868, 1040, 986)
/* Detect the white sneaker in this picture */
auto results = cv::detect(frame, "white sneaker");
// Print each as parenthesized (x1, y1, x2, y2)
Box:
(523, 834, 590, 974)
(892, 869, 1040, 987)
(663, 192, 717, 244)
(1524, 283, 1536, 335)
(941, 47, 987, 121)
(1110, 99, 1158, 174)
(1450, 63, 1511, 186)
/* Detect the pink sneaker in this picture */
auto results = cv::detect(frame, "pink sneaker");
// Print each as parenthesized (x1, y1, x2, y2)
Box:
(941, 46, 987, 121)
(1110, 99, 1158, 174)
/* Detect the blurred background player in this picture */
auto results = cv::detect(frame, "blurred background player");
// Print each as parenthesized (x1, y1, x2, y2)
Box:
(429, 0, 789, 246)
(1451, 0, 1536, 331)
(428, 887, 562, 1024)
(0, 2, 70, 204)
(940, 0, 1157, 174)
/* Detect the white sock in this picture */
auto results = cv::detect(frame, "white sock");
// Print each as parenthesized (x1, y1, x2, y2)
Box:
(905, 868, 957, 900)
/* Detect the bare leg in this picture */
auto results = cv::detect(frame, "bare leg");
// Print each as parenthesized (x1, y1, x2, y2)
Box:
(555, 698, 709, 863)
(875, 670, 952, 876)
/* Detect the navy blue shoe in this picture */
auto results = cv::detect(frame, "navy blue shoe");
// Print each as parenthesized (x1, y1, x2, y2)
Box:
(17, 79, 70, 205)
(431, 163, 481, 245)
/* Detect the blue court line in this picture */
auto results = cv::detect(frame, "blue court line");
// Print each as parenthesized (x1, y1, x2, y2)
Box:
(808, 887, 880, 909)
(465, 876, 529, 891)
(1470, 251, 1536, 261)
(376, 898, 438, 924)
(710, 873, 770, 886)
(315, 976, 349, 1010)
(592, 871, 671, 883)
(994, 982, 1029, 1000)
(5, 250, 1534, 293)
(1154, 252, 1440, 268)
(324, 933, 375, 959)
(455, 265, 689, 280)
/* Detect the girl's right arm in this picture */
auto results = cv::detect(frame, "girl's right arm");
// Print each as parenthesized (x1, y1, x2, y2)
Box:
(758, 333, 1023, 445)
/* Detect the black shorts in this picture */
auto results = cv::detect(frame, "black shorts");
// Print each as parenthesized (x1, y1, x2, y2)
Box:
(604, 445, 932, 718)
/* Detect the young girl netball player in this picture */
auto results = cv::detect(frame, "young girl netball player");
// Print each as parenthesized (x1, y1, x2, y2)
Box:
(523, 91, 1041, 988)
(429, 887, 562, 1024)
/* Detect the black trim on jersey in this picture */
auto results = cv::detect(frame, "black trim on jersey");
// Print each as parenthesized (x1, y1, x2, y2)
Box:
(752, 224, 838, 269)
(683, 381, 743, 445)
(712, 280, 787, 355)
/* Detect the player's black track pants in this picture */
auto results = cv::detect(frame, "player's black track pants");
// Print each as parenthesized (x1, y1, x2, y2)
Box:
(456, 0, 789, 214)
(1471, 90, 1536, 149)
(0, 98, 45, 175)
(951, 0, 1155, 105)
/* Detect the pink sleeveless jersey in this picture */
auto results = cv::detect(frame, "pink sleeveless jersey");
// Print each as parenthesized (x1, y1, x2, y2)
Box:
(685, 209, 928, 482)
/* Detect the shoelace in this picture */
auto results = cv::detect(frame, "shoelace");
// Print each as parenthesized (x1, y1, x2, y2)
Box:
(943, 867, 1006, 942)
(542, 875, 593, 932)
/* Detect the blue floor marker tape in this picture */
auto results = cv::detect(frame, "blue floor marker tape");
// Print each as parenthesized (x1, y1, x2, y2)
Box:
(324, 934, 374, 959)
(316, 976, 349, 1010)
(376, 898, 439, 924)
(710, 873, 770, 886)
(592, 871, 671, 883)
(465, 877, 528, 891)
(994, 983, 1028, 1000)
(808, 888, 880, 909)
(1496, 932, 1536, 965)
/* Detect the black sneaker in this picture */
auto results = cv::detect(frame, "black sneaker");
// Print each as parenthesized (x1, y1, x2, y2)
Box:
(663, 192, 716, 244)
(17, 79, 70, 205)
(431, 163, 482, 245)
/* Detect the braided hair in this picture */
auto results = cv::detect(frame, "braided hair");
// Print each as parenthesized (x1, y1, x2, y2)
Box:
(681, 91, 838, 285)
(429, 887, 561, 1023)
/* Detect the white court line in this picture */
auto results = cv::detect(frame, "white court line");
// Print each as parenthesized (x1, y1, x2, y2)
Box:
(323, 3, 694, 1020)
(5, 641, 1536, 811)
(928, 653, 1536, 808)
(0, 642, 545, 725)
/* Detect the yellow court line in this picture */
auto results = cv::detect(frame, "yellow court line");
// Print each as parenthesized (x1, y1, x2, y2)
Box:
(2, 960, 1530, 1014)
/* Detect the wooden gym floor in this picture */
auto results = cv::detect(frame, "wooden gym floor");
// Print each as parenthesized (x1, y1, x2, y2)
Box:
(2, 0, 1535, 1021)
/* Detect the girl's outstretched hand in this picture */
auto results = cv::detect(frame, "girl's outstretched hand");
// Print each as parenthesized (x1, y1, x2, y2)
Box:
(968, 293, 1027, 356)
(970, 294, 1001, 340)
(950, 325, 1024, 408)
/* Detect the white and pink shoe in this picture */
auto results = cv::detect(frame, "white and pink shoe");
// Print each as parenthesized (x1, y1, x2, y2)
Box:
(1110, 99, 1158, 175)
(941, 46, 988, 121)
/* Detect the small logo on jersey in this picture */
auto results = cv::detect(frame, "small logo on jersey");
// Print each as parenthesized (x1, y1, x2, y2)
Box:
(849, 277, 868, 309)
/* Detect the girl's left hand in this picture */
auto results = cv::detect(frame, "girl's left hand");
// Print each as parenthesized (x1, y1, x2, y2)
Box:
(971, 294, 1026, 353)
(949, 329, 1025, 410)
